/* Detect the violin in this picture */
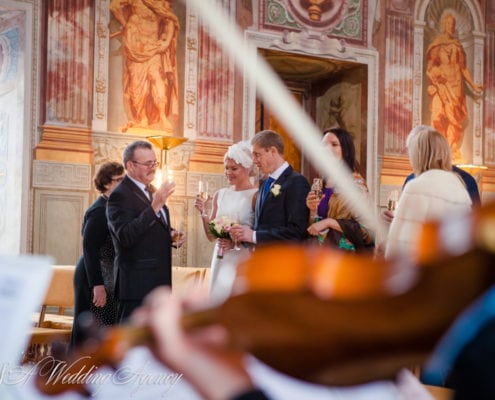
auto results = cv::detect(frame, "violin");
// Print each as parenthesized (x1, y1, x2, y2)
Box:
(35, 201, 495, 395)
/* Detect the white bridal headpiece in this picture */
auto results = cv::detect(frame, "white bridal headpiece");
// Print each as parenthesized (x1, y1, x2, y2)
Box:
(224, 140, 253, 169)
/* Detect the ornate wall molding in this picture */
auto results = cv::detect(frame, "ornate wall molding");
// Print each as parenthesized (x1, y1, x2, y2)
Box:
(184, 2, 200, 139)
(32, 160, 91, 191)
(92, 131, 194, 172)
(167, 141, 195, 171)
(412, 20, 426, 130)
(415, 0, 483, 31)
(282, 0, 350, 32)
(92, 0, 110, 131)
(32, 190, 88, 264)
(262, 0, 366, 44)
(92, 131, 129, 168)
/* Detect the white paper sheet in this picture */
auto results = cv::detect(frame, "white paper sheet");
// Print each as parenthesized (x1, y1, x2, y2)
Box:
(0, 255, 53, 400)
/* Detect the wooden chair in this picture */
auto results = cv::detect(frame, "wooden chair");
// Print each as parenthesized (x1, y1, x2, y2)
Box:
(35, 265, 74, 328)
(25, 265, 75, 362)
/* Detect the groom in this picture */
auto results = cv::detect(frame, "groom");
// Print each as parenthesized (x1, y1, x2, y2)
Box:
(231, 130, 310, 245)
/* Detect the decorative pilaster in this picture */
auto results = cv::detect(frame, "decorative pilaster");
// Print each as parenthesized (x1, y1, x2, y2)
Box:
(196, 0, 235, 141)
(92, 0, 110, 132)
(35, 0, 94, 163)
(383, 10, 414, 155)
(35, 125, 93, 163)
(184, 3, 200, 139)
(471, 31, 485, 165)
(484, 30, 495, 165)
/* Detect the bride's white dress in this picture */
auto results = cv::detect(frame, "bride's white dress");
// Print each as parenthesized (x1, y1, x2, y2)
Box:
(210, 187, 257, 303)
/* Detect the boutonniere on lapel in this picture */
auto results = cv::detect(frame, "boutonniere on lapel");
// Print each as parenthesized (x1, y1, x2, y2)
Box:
(270, 184, 282, 197)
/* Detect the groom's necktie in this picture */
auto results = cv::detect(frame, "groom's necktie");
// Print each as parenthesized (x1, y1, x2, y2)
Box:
(255, 177, 274, 227)
(259, 177, 274, 205)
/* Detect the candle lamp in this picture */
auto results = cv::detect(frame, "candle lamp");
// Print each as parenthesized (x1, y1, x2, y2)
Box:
(147, 135, 188, 186)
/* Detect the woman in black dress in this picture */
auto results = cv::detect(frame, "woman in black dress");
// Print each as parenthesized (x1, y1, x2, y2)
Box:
(70, 161, 125, 347)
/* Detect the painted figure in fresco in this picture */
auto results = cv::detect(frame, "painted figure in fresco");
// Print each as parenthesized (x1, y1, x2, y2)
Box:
(110, 0, 179, 133)
(426, 13, 483, 160)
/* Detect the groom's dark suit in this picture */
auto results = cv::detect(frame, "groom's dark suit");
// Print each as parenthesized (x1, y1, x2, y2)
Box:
(254, 165, 310, 244)
(107, 176, 173, 319)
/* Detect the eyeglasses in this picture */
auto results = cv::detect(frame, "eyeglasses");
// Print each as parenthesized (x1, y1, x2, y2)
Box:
(131, 160, 159, 168)
(111, 176, 125, 182)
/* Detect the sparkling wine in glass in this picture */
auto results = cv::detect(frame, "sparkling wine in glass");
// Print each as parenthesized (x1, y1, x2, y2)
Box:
(311, 178, 323, 200)
(387, 190, 399, 211)
(171, 220, 183, 263)
(198, 180, 209, 201)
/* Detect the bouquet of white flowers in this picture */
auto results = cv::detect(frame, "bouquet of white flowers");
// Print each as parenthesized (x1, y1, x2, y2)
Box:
(208, 216, 236, 259)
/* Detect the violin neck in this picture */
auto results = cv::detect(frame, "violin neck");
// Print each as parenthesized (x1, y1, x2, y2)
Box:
(104, 307, 218, 350)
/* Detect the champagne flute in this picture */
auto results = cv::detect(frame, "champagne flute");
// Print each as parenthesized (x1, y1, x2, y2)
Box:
(387, 190, 399, 212)
(198, 180, 209, 201)
(311, 178, 323, 200)
(198, 180, 209, 217)
(310, 178, 323, 222)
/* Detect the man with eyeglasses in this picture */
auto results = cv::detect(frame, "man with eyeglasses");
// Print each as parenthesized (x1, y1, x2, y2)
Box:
(107, 140, 186, 321)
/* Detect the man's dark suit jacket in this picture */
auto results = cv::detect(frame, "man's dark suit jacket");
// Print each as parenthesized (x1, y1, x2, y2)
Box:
(106, 176, 172, 303)
(255, 165, 310, 244)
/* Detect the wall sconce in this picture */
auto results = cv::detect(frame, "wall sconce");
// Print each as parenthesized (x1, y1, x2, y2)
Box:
(147, 135, 188, 186)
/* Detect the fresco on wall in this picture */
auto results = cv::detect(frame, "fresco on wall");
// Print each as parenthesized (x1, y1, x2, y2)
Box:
(0, 15, 25, 253)
(383, 12, 414, 155)
(262, 0, 365, 44)
(316, 77, 367, 177)
(0, 28, 20, 96)
(45, 2, 91, 126)
(196, 32, 235, 141)
(425, 12, 483, 162)
(422, 2, 483, 164)
(109, 0, 179, 135)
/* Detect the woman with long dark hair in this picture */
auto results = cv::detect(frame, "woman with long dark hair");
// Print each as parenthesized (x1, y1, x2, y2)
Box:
(306, 128, 374, 252)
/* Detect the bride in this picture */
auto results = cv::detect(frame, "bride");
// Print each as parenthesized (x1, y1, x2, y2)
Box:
(195, 141, 257, 303)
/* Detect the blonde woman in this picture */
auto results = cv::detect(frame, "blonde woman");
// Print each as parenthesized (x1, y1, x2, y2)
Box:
(385, 126, 472, 260)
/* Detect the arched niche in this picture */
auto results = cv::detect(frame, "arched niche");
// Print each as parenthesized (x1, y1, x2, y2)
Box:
(413, 0, 485, 164)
